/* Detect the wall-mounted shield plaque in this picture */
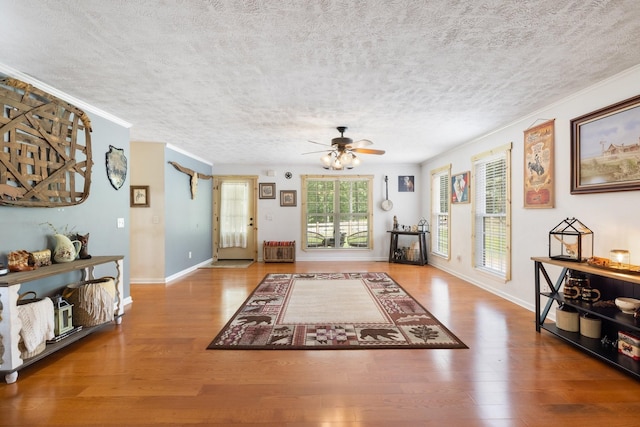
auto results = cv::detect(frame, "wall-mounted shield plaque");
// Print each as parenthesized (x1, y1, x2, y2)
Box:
(106, 145, 127, 190)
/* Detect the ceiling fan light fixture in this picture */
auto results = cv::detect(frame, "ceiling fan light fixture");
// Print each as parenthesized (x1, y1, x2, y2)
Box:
(321, 153, 333, 168)
(332, 157, 344, 170)
(339, 151, 353, 166)
(314, 126, 382, 170)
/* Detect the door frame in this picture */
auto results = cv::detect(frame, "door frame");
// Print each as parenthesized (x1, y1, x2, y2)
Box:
(212, 175, 258, 261)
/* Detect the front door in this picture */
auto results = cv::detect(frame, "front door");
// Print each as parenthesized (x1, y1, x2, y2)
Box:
(213, 176, 258, 261)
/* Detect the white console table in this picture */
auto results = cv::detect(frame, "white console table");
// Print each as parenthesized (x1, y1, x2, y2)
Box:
(0, 255, 124, 384)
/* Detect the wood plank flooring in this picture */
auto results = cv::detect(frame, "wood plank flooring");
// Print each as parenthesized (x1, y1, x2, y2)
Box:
(2, 261, 640, 426)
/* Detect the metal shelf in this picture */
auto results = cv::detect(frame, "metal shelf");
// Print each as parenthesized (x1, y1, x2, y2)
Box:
(533, 257, 640, 380)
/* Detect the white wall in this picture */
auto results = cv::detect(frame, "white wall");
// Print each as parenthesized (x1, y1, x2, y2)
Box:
(421, 64, 640, 311)
(213, 163, 422, 261)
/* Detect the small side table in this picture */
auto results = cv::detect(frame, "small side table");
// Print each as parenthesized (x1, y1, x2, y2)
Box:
(388, 230, 429, 266)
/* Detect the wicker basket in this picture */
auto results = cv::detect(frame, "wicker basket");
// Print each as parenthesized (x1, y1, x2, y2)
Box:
(263, 241, 295, 263)
(63, 277, 115, 327)
(17, 292, 49, 359)
(18, 340, 46, 359)
(0, 77, 92, 207)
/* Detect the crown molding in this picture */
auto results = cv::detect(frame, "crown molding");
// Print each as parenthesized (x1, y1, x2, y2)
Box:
(0, 62, 132, 129)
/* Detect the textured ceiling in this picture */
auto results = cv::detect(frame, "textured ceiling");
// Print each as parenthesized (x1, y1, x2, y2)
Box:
(2, 0, 640, 166)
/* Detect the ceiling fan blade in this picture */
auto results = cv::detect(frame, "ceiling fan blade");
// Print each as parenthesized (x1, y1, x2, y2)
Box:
(352, 148, 385, 155)
(349, 139, 373, 148)
(302, 149, 333, 155)
(308, 140, 331, 147)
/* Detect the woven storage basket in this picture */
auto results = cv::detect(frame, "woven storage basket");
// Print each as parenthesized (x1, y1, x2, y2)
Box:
(18, 340, 46, 359)
(17, 291, 49, 359)
(63, 277, 115, 327)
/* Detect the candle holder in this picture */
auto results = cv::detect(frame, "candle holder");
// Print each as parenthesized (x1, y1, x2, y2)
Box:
(609, 249, 630, 270)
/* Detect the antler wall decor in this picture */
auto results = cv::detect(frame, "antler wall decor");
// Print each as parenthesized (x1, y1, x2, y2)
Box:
(168, 161, 213, 199)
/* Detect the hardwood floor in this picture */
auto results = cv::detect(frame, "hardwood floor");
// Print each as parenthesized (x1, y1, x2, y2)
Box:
(3, 261, 640, 426)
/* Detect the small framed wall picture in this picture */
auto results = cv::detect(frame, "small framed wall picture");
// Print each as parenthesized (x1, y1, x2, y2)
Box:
(398, 175, 415, 192)
(130, 185, 150, 207)
(259, 182, 276, 199)
(451, 171, 470, 204)
(280, 190, 296, 207)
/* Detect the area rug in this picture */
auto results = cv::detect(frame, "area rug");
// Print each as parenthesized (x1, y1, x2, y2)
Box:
(200, 260, 254, 269)
(207, 272, 467, 350)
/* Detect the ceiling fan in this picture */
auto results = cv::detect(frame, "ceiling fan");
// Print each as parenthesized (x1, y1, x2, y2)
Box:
(304, 126, 385, 170)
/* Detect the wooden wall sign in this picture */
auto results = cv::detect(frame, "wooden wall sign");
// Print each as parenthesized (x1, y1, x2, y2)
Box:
(0, 77, 92, 207)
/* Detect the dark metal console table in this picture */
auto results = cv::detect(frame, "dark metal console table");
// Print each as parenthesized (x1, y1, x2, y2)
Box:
(388, 230, 428, 266)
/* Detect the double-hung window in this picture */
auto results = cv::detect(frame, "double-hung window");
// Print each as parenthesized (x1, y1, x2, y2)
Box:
(431, 165, 451, 259)
(472, 143, 512, 280)
(302, 175, 373, 249)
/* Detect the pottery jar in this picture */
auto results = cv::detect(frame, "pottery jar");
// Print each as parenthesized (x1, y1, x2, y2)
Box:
(52, 233, 81, 263)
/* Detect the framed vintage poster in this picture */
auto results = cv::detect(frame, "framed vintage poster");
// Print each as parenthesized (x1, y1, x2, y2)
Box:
(524, 119, 555, 208)
(259, 183, 276, 199)
(280, 190, 296, 207)
(571, 94, 640, 194)
(130, 185, 150, 207)
(451, 171, 470, 204)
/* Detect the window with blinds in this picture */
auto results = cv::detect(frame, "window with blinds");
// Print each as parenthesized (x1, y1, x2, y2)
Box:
(472, 144, 511, 280)
(431, 165, 450, 258)
(302, 175, 373, 249)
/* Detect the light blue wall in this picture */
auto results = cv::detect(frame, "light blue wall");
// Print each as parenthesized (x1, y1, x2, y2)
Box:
(0, 112, 131, 298)
(164, 147, 213, 277)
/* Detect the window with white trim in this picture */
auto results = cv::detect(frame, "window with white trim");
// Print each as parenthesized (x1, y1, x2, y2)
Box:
(472, 143, 512, 280)
(431, 165, 450, 259)
(302, 175, 373, 249)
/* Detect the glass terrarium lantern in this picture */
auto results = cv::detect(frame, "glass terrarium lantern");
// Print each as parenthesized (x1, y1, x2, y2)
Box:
(418, 218, 429, 233)
(549, 217, 593, 262)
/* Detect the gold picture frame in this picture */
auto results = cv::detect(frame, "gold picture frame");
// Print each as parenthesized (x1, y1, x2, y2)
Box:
(571, 94, 640, 194)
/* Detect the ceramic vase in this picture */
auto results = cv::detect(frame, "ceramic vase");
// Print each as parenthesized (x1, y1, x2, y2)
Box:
(53, 233, 81, 263)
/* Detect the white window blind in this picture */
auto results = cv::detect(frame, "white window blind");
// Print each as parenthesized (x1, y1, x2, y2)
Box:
(473, 145, 511, 280)
(431, 166, 450, 258)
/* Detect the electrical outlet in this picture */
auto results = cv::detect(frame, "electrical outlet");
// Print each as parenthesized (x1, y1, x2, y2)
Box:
(188, 251, 192, 259)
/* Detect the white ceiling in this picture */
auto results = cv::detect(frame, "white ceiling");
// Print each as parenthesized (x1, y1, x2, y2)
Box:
(2, 0, 640, 167)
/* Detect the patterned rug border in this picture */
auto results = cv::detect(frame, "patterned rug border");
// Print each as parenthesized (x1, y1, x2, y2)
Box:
(207, 272, 467, 350)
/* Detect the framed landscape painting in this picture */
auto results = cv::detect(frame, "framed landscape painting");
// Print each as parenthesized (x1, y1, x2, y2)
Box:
(571, 94, 640, 194)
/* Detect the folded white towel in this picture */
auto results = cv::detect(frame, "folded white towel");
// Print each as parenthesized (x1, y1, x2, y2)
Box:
(18, 298, 55, 352)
